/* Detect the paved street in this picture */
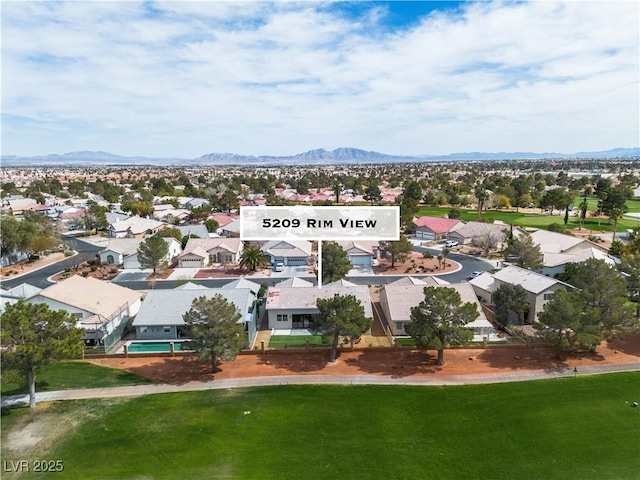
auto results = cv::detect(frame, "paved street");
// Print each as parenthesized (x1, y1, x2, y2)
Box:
(1, 236, 103, 289)
(3, 237, 497, 291)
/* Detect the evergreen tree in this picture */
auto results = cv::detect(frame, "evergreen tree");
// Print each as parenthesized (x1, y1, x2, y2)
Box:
(1, 301, 84, 408)
(314, 294, 372, 362)
(405, 286, 479, 366)
(181, 295, 246, 372)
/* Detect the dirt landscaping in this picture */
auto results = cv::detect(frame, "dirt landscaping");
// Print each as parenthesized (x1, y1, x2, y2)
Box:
(373, 250, 459, 275)
(89, 332, 640, 384)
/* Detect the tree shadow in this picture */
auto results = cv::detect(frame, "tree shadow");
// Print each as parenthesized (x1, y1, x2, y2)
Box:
(120, 357, 215, 384)
(477, 347, 571, 372)
(606, 333, 640, 357)
(348, 349, 438, 378)
(258, 351, 332, 373)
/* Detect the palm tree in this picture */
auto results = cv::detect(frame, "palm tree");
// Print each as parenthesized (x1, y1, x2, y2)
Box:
(442, 247, 451, 267)
(239, 246, 265, 272)
(474, 184, 489, 221)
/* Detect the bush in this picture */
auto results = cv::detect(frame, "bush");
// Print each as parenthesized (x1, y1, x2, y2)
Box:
(64, 267, 72, 273)
(110, 266, 118, 273)
(422, 251, 433, 259)
(90, 265, 98, 272)
(82, 271, 89, 277)
(64, 250, 74, 257)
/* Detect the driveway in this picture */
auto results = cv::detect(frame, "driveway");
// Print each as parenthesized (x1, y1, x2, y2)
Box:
(112, 270, 152, 282)
(348, 265, 373, 275)
(270, 265, 309, 277)
(167, 268, 200, 281)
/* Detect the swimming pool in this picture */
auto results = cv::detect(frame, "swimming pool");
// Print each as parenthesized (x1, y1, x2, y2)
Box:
(125, 341, 189, 353)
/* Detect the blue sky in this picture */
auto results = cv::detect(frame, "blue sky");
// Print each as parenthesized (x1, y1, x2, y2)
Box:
(2, 1, 638, 158)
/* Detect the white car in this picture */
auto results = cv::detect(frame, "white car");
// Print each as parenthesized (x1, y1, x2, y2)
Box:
(443, 240, 459, 248)
(468, 271, 483, 279)
(274, 262, 285, 272)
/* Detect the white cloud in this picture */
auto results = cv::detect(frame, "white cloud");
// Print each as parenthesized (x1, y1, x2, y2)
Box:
(1, 0, 638, 157)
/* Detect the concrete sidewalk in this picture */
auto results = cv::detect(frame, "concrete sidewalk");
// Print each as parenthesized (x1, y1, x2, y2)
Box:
(2, 362, 638, 408)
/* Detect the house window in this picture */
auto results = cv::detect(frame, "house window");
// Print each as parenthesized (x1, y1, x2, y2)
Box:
(140, 327, 148, 334)
(107, 254, 115, 264)
(73, 312, 84, 320)
(276, 314, 288, 322)
(163, 327, 171, 333)
(543, 293, 553, 300)
(395, 322, 404, 332)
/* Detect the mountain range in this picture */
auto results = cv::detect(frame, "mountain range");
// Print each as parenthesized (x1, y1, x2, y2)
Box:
(1, 147, 638, 167)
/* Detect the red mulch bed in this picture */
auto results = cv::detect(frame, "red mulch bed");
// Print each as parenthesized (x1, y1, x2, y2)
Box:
(89, 333, 640, 384)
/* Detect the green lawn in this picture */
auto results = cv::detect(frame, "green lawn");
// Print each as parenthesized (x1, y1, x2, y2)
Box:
(416, 205, 640, 232)
(268, 335, 326, 348)
(2, 373, 638, 479)
(0, 361, 156, 396)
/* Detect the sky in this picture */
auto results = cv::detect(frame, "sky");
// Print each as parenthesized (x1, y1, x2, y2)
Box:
(2, 1, 639, 158)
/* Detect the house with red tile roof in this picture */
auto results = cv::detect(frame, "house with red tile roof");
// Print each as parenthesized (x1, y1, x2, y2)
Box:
(412, 216, 465, 241)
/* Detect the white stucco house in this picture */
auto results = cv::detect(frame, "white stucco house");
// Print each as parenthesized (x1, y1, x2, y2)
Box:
(26, 276, 142, 349)
(528, 229, 615, 276)
(379, 281, 496, 340)
(99, 237, 181, 269)
(261, 240, 313, 266)
(335, 241, 380, 266)
(132, 286, 258, 347)
(469, 265, 576, 324)
(265, 285, 373, 331)
(108, 216, 167, 238)
(177, 238, 244, 268)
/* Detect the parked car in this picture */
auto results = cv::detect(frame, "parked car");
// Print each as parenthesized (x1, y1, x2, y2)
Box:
(274, 262, 285, 272)
(443, 240, 459, 248)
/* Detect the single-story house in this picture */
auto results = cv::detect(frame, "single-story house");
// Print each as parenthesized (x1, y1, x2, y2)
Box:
(153, 208, 190, 223)
(108, 216, 167, 238)
(469, 265, 576, 324)
(336, 241, 380, 266)
(220, 219, 241, 237)
(412, 216, 465, 241)
(379, 282, 495, 340)
(0, 283, 42, 312)
(530, 229, 608, 255)
(261, 240, 313, 266)
(265, 285, 373, 331)
(177, 238, 244, 268)
(99, 237, 181, 269)
(27, 276, 142, 349)
(447, 221, 516, 248)
(131, 287, 258, 347)
(8, 198, 38, 216)
(274, 277, 315, 288)
(385, 276, 449, 287)
(177, 225, 210, 240)
(529, 230, 611, 275)
(541, 248, 619, 277)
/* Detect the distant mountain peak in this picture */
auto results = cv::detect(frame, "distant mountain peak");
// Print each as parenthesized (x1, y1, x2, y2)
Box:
(1, 146, 638, 167)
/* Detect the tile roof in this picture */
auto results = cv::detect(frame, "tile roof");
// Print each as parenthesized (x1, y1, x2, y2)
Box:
(180, 238, 242, 257)
(132, 288, 254, 327)
(412, 216, 463, 233)
(34, 276, 141, 319)
(382, 283, 488, 325)
(492, 265, 574, 294)
(529, 230, 586, 253)
(265, 285, 373, 317)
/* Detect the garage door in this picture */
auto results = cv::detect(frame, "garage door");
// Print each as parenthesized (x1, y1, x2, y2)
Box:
(350, 255, 371, 265)
(417, 230, 435, 240)
(179, 259, 203, 268)
(285, 257, 307, 266)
